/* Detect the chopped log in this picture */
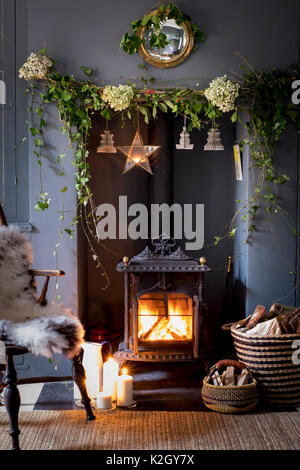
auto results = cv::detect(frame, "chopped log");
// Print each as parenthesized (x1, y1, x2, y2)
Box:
(237, 368, 249, 386)
(212, 370, 223, 386)
(223, 366, 235, 386)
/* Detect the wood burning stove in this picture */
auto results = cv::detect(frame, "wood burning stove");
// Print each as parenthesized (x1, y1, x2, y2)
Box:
(115, 236, 210, 364)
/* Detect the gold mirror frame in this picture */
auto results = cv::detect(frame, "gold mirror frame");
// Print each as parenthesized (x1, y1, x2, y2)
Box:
(138, 10, 194, 69)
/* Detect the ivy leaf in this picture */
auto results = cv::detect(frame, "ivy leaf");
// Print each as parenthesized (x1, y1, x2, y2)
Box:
(130, 19, 142, 31)
(34, 138, 44, 147)
(75, 108, 86, 119)
(158, 102, 168, 113)
(139, 106, 149, 123)
(141, 14, 151, 26)
(64, 228, 74, 238)
(60, 186, 68, 193)
(35, 107, 43, 117)
(165, 100, 175, 110)
(192, 24, 205, 43)
(214, 236, 220, 246)
(152, 105, 157, 119)
(30, 127, 40, 136)
(62, 90, 72, 102)
(80, 66, 93, 77)
(231, 111, 238, 123)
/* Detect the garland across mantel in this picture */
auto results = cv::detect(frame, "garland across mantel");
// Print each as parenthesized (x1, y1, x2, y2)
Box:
(18, 50, 300, 288)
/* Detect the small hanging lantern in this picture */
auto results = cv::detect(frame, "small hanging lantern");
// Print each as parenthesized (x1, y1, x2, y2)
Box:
(97, 121, 117, 153)
(204, 128, 224, 151)
(176, 115, 194, 150)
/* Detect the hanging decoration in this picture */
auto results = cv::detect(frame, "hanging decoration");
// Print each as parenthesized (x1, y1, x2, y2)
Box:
(97, 121, 117, 153)
(176, 115, 194, 150)
(117, 113, 160, 174)
(204, 128, 224, 151)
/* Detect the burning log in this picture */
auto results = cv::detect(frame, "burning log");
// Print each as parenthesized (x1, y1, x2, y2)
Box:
(140, 316, 187, 341)
(140, 317, 163, 340)
(166, 327, 186, 340)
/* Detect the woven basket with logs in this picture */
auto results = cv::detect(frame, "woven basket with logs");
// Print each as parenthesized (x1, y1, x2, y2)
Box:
(201, 359, 259, 414)
(229, 321, 300, 409)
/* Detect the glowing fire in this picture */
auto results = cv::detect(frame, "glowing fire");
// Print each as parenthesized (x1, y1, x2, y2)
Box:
(138, 294, 192, 341)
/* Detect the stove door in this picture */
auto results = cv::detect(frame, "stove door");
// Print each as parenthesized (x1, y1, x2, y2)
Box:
(137, 292, 193, 342)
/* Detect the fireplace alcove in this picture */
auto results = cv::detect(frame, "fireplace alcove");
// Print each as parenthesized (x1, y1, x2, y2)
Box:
(79, 109, 235, 361)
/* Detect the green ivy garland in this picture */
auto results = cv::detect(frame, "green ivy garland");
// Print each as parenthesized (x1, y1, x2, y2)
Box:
(120, 2, 205, 55)
(19, 49, 300, 288)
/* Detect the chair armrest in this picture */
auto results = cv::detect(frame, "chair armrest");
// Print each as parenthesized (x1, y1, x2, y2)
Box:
(28, 270, 65, 305)
(28, 269, 65, 277)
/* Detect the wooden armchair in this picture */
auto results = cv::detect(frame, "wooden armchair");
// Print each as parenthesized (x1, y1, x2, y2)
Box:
(0, 204, 95, 450)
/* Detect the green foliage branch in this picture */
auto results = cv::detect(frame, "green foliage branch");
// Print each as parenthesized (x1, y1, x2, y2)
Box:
(22, 50, 300, 285)
(214, 57, 300, 246)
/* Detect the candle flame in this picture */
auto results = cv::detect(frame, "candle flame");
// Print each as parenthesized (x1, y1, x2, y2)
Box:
(107, 357, 116, 364)
(122, 368, 128, 376)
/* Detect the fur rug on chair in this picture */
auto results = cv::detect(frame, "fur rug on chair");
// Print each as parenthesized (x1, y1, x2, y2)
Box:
(0, 226, 84, 358)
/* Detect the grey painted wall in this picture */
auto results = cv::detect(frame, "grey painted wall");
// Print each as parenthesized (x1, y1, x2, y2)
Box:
(6, 0, 300, 374)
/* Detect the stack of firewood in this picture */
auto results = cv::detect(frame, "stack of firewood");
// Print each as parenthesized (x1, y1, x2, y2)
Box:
(210, 360, 251, 387)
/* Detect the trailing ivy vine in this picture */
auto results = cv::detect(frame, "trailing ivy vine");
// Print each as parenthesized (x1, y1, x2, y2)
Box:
(214, 57, 300, 246)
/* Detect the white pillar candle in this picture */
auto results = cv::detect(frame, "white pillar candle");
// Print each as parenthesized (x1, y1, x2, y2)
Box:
(97, 392, 112, 410)
(117, 368, 133, 407)
(74, 342, 103, 400)
(103, 357, 118, 401)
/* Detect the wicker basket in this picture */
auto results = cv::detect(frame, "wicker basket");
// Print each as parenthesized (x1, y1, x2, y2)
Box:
(230, 323, 300, 409)
(201, 360, 259, 413)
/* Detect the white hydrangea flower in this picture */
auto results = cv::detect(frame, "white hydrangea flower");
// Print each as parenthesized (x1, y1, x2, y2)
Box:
(204, 75, 240, 112)
(19, 53, 53, 80)
(102, 84, 134, 111)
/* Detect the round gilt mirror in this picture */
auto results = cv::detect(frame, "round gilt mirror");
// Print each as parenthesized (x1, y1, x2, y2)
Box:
(138, 10, 194, 68)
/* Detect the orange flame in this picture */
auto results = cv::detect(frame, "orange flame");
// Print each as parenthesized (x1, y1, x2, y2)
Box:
(138, 296, 192, 341)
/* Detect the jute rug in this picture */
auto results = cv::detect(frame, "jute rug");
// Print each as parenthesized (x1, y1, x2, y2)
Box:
(0, 409, 299, 450)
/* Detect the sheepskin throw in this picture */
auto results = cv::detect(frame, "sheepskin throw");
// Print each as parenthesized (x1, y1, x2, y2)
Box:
(0, 226, 84, 358)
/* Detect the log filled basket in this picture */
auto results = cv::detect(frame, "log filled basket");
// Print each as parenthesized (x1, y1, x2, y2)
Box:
(201, 359, 259, 414)
(230, 322, 300, 409)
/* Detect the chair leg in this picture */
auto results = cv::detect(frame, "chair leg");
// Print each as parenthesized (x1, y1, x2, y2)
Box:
(4, 350, 21, 450)
(72, 348, 95, 421)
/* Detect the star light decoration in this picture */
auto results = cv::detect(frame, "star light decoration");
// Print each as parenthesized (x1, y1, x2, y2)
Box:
(117, 130, 160, 175)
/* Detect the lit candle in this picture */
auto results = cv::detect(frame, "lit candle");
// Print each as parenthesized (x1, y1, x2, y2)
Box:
(117, 368, 133, 407)
(103, 357, 118, 401)
(96, 391, 112, 410)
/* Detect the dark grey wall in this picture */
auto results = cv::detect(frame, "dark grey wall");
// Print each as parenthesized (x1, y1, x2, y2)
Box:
(1, 0, 29, 223)
(10, 0, 300, 373)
